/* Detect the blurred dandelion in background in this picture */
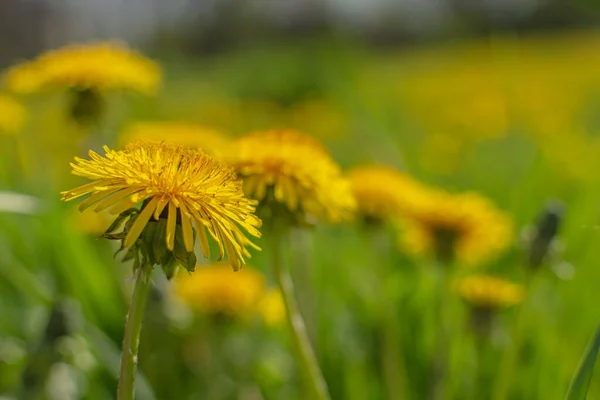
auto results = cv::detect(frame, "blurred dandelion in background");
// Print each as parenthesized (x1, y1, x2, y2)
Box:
(175, 264, 266, 320)
(455, 275, 524, 309)
(0, 94, 26, 136)
(348, 164, 428, 224)
(400, 190, 513, 266)
(226, 129, 355, 225)
(3, 42, 161, 127)
(455, 274, 524, 337)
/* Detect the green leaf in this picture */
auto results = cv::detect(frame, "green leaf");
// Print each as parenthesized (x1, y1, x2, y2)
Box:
(565, 323, 600, 400)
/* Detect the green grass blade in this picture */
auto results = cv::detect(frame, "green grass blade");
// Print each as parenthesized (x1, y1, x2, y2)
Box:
(565, 323, 600, 400)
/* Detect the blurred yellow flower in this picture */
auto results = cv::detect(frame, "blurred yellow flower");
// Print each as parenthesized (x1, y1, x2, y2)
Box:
(400, 190, 512, 266)
(226, 130, 356, 223)
(70, 209, 112, 235)
(348, 165, 427, 222)
(120, 122, 230, 157)
(0, 95, 26, 135)
(258, 289, 286, 327)
(4, 42, 161, 95)
(455, 274, 524, 308)
(61, 141, 261, 271)
(176, 264, 266, 319)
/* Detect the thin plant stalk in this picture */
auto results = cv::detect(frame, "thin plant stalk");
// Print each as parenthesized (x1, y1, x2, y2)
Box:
(118, 265, 152, 400)
(493, 270, 535, 400)
(429, 264, 451, 400)
(366, 225, 406, 400)
(270, 228, 331, 400)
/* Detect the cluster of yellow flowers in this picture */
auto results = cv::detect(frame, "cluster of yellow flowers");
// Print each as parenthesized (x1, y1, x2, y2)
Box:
(175, 263, 285, 325)
(349, 164, 512, 266)
(454, 274, 524, 309)
(4, 42, 161, 95)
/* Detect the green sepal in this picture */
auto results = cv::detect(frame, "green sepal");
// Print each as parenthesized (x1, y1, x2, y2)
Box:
(161, 255, 179, 280)
(101, 232, 126, 241)
(185, 252, 197, 273)
(160, 252, 175, 270)
(173, 226, 187, 262)
(105, 208, 138, 234)
(153, 219, 168, 263)
(140, 221, 158, 266)
(132, 251, 141, 273)
(121, 247, 137, 263)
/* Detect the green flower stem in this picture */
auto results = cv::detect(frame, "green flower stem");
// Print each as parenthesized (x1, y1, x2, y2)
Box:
(429, 265, 451, 400)
(366, 225, 406, 400)
(270, 229, 331, 400)
(118, 265, 152, 400)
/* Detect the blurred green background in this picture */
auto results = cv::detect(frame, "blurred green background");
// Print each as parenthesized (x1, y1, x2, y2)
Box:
(3, 1, 600, 399)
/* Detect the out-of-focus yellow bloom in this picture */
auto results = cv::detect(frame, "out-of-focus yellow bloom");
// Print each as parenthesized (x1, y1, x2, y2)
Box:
(176, 264, 266, 319)
(4, 42, 161, 95)
(70, 209, 112, 235)
(226, 130, 356, 223)
(0, 95, 26, 135)
(61, 141, 261, 271)
(348, 165, 427, 222)
(455, 275, 524, 308)
(258, 289, 286, 327)
(400, 190, 512, 266)
(120, 122, 230, 157)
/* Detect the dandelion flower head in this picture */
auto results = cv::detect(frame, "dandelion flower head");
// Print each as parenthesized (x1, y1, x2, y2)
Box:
(0, 95, 26, 135)
(4, 42, 161, 95)
(176, 263, 266, 319)
(120, 122, 230, 157)
(400, 190, 512, 266)
(348, 165, 429, 222)
(455, 274, 524, 308)
(226, 130, 356, 223)
(61, 141, 261, 271)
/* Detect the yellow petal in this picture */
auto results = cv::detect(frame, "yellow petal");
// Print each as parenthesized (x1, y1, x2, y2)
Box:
(179, 201, 194, 253)
(194, 219, 210, 258)
(78, 187, 122, 212)
(153, 196, 169, 220)
(166, 201, 177, 251)
(124, 196, 160, 248)
(94, 186, 143, 212)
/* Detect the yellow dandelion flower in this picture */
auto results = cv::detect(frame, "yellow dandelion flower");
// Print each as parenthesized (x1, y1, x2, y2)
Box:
(4, 42, 161, 95)
(258, 289, 286, 327)
(176, 263, 266, 319)
(348, 165, 429, 222)
(61, 141, 262, 271)
(120, 122, 230, 157)
(226, 130, 356, 223)
(455, 274, 524, 308)
(0, 95, 26, 135)
(400, 190, 512, 266)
